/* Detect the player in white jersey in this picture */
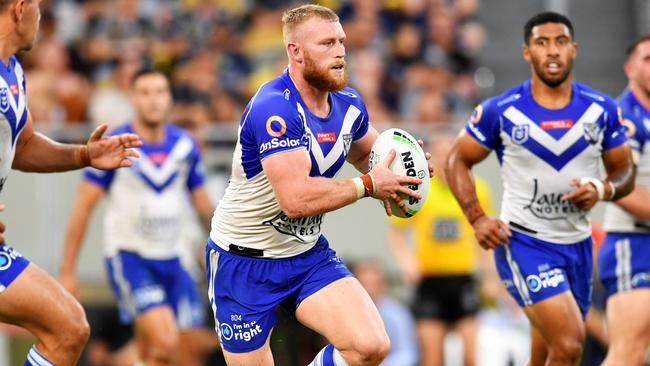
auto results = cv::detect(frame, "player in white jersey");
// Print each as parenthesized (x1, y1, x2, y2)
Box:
(206, 4, 429, 366)
(598, 35, 650, 366)
(446, 12, 635, 366)
(59, 69, 215, 366)
(0, 1, 141, 365)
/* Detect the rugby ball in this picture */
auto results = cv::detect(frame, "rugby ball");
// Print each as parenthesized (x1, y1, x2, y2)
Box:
(369, 128, 429, 218)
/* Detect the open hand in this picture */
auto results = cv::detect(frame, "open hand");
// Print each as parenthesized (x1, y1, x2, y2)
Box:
(87, 124, 143, 170)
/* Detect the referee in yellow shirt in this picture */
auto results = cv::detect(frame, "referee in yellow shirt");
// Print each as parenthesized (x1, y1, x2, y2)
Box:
(389, 131, 495, 366)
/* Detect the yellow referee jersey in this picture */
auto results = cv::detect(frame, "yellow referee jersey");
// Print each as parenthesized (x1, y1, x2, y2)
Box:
(391, 176, 494, 276)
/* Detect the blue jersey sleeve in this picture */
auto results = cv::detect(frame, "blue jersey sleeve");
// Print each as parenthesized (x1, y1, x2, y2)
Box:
(83, 167, 114, 189)
(464, 98, 500, 149)
(620, 108, 646, 153)
(602, 102, 628, 150)
(353, 96, 370, 141)
(242, 93, 305, 161)
(186, 139, 205, 191)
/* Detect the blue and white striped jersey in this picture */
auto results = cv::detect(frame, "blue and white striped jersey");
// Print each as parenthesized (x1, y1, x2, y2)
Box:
(210, 69, 370, 258)
(84, 123, 205, 258)
(604, 89, 650, 232)
(465, 80, 627, 243)
(0, 56, 28, 194)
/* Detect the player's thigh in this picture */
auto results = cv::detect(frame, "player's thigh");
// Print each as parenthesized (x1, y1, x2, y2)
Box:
(606, 289, 650, 345)
(522, 290, 584, 345)
(134, 305, 178, 346)
(0, 263, 87, 337)
(295, 277, 387, 350)
(222, 329, 274, 366)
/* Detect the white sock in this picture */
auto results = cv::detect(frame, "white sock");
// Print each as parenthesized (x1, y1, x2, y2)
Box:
(308, 344, 349, 366)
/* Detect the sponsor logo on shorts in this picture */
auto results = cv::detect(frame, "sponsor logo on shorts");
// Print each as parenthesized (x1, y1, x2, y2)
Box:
(631, 271, 650, 287)
(526, 268, 565, 293)
(0, 246, 22, 271)
(220, 322, 234, 341)
(0, 253, 11, 270)
(265, 116, 287, 137)
(524, 179, 581, 220)
(133, 286, 165, 308)
(220, 319, 263, 343)
(258, 137, 302, 154)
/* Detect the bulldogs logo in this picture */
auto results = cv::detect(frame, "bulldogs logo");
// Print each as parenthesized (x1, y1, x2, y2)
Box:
(583, 122, 600, 144)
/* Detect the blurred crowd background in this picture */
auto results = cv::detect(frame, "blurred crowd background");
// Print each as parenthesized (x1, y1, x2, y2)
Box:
(3, 0, 647, 365)
(23, 0, 485, 131)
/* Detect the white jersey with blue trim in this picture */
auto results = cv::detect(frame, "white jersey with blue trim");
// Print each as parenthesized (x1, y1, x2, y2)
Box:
(465, 80, 627, 243)
(84, 123, 206, 259)
(0, 57, 28, 195)
(211, 69, 370, 258)
(603, 89, 650, 232)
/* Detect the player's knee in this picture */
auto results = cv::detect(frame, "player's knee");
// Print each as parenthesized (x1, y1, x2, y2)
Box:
(150, 330, 179, 355)
(69, 312, 90, 346)
(348, 331, 390, 365)
(609, 340, 647, 365)
(59, 312, 90, 353)
(551, 334, 584, 362)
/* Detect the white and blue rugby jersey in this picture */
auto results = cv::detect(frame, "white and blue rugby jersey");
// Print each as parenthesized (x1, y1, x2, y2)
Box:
(466, 80, 627, 243)
(84, 123, 206, 259)
(0, 56, 28, 195)
(604, 89, 650, 232)
(210, 69, 370, 258)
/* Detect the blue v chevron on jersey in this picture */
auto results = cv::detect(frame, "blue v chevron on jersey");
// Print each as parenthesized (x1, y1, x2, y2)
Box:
(500, 102, 605, 171)
(211, 68, 370, 258)
(83, 123, 205, 258)
(465, 80, 627, 244)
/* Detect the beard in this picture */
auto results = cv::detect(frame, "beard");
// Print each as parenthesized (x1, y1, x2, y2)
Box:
(532, 58, 573, 88)
(303, 52, 347, 92)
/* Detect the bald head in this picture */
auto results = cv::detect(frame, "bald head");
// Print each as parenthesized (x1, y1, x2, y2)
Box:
(282, 4, 339, 44)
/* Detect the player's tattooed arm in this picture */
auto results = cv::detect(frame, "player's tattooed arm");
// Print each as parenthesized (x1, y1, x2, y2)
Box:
(602, 144, 635, 201)
(447, 131, 510, 249)
(463, 198, 486, 224)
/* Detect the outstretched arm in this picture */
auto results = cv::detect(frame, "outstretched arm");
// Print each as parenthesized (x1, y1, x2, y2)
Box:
(446, 131, 511, 249)
(13, 114, 141, 172)
(58, 180, 105, 298)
